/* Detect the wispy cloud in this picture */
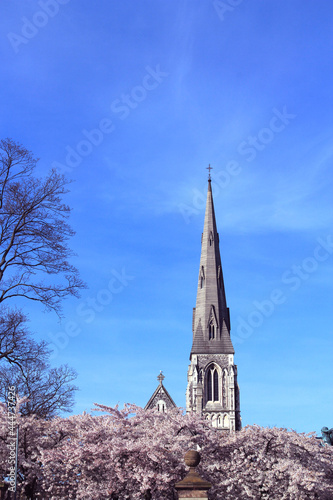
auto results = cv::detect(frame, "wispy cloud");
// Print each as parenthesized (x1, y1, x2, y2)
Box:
(154, 137, 332, 233)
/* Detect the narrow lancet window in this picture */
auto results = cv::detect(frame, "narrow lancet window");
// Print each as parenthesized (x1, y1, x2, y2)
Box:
(207, 366, 219, 402)
(207, 370, 212, 400)
(209, 319, 215, 339)
(157, 400, 166, 413)
(214, 369, 219, 401)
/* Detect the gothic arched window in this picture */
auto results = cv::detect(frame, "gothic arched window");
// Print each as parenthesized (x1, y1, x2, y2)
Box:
(208, 320, 215, 340)
(206, 365, 219, 402)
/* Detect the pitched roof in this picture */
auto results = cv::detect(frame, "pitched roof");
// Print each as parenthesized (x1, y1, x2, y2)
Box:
(144, 372, 177, 410)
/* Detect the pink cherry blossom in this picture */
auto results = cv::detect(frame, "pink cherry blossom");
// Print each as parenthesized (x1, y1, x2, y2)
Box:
(1, 402, 332, 499)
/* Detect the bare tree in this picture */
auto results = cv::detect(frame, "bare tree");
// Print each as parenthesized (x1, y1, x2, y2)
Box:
(0, 308, 48, 370)
(0, 138, 85, 315)
(0, 138, 82, 418)
(0, 361, 78, 419)
(0, 308, 78, 418)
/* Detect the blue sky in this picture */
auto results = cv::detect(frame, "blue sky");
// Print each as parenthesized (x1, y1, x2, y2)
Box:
(0, 0, 332, 433)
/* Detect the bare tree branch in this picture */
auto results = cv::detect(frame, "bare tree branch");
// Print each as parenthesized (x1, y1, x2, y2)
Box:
(0, 307, 48, 371)
(0, 139, 81, 420)
(0, 138, 36, 209)
(0, 361, 78, 419)
(0, 138, 85, 315)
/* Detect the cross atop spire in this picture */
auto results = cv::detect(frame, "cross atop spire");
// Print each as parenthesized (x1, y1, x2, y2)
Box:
(206, 164, 213, 181)
(157, 371, 165, 385)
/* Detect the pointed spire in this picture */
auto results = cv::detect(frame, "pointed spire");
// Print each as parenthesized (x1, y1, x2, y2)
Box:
(191, 179, 234, 355)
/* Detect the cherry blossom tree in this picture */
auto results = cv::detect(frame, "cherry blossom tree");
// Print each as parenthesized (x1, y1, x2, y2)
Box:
(1, 403, 332, 499)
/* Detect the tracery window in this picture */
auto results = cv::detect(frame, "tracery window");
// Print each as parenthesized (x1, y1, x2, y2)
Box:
(206, 365, 219, 402)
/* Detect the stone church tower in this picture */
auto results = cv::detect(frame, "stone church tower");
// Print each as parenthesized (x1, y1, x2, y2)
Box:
(186, 177, 241, 431)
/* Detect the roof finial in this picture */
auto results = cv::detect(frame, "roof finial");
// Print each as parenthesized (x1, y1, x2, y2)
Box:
(157, 371, 165, 385)
(207, 164, 213, 181)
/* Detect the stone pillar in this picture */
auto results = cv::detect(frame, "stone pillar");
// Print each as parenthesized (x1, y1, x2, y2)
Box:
(196, 384, 203, 414)
(175, 450, 211, 499)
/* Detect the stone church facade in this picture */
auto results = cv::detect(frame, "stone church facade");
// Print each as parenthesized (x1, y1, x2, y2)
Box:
(146, 177, 241, 432)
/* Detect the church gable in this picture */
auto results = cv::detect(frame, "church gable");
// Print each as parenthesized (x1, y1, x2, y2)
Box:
(144, 372, 177, 412)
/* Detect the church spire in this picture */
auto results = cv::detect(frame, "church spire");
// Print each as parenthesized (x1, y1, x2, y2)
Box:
(186, 173, 241, 432)
(186, 174, 241, 430)
(191, 178, 234, 355)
